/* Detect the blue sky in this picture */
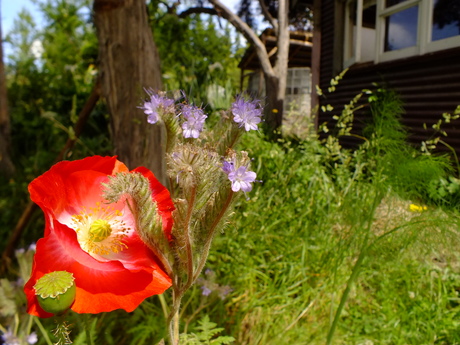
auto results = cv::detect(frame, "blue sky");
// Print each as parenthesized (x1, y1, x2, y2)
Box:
(2, 0, 45, 37)
(2, 0, 35, 34)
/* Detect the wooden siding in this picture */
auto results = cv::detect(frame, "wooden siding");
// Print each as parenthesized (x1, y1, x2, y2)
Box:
(318, 1, 460, 155)
(319, 0, 335, 90)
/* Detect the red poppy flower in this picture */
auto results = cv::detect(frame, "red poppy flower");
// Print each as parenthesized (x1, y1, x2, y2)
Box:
(24, 156, 174, 317)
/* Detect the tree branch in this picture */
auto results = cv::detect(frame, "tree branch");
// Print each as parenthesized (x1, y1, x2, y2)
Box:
(258, 0, 278, 32)
(274, 0, 289, 92)
(178, 7, 218, 18)
(207, 0, 276, 79)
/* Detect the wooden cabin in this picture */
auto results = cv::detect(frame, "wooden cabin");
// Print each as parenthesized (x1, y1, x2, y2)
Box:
(310, 0, 460, 151)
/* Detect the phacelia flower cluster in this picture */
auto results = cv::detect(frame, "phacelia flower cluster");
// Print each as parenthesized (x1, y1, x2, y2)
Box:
(139, 89, 175, 124)
(222, 160, 257, 193)
(181, 104, 208, 139)
(25, 90, 262, 341)
(231, 96, 263, 131)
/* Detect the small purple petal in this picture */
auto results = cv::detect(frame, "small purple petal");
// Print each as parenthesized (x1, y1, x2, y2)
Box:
(222, 161, 234, 174)
(231, 96, 263, 131)
(139, 90, 175, 124)
(227, 165, 257, 193)
(181, 105, 207, 138)
(147, 114, 159, 124)
(27, 332, 38, 345)
(201, 286, 212, 296)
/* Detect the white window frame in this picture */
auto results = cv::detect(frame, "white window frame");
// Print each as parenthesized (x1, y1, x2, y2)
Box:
(344, 0, 460, 66)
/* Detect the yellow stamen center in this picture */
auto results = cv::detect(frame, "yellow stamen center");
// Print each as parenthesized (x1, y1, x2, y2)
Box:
(89, 219, 112, 242)
(70, 202, 130, 257)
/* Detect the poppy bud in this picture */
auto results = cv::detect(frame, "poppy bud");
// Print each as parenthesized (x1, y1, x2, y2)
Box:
(34, 271, 76, 315)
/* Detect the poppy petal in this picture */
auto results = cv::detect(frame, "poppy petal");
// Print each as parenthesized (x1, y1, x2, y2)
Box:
(24, 220, 171, 317)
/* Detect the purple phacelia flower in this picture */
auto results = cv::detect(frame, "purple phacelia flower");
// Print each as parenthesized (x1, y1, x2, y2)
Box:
(201, 286, 212, 296)
(222, 160, 234, 174)
(139, 90, 175, 124)
(1, 329, 19, 345)
(27, 332, 38, 345)
(231, 96, 263, 131)
(181, 104, 207, 138)
(218, 285, 233, 300)
(222, 161, 257, 193)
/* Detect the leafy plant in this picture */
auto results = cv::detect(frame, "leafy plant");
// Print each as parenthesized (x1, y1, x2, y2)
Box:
(180, 315, 234, 344)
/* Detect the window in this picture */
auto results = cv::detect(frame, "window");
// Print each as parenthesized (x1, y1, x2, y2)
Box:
(284, 68, 311, 114)
(343, 0, 460, 66)
(344, 0, 377, 67)
(246, 68, 312, 115)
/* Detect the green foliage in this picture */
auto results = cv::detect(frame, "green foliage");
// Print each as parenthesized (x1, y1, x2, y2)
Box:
(180, 315, 235, 344)
(1, 0, 109, 250)
(3, 1, 460, 343)
(150, 10, 242, 107)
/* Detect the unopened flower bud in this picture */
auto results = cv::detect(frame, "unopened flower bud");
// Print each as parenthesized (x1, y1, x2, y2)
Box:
(34, 271, 76, 315)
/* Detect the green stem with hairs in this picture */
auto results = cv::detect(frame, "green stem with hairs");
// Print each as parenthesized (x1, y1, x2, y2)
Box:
(85, 314, 94, 345)
(167, 288, 182, 345)
(184, 185, 197, 289)
(33, 317, 53, 345)
(193, 190, 234, 282)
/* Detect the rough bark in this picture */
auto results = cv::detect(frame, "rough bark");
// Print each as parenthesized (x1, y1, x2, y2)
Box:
(93, 0, 167, 184)
(264, 75, 283, 129)
(0, 11, 15, 177)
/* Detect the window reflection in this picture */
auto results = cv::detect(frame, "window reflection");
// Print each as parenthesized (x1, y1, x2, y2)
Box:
(432, 0, 460, 41)
(384, 5, 418, 51)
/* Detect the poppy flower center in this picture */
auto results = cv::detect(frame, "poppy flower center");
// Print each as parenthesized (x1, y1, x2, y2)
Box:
(89, 219, 112, 242)
(70, 202, 131, 257)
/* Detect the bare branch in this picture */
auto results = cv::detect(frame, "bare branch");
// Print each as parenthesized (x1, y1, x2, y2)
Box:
(274, 0, 289, 75)
(208, 0, 276, 79)
(178, 7, 218, 18)
(258, 0, 278, 32)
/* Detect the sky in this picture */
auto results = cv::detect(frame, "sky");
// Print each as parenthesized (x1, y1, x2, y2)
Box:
(1, 0, 244, 36)
(2, 0, 37, 35)
(0, 0, 248, 58)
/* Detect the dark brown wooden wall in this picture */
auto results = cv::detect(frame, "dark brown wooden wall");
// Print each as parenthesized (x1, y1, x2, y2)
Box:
(318, 1, 460, 154)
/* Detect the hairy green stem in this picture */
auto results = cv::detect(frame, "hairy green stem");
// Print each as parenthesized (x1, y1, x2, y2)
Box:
(167, 288, 182, 345)
(193, 190, 234, 282)
(158, 294, 170, 320)
(33, 317, 53, 345)
(126, 199, 173, 276)
(184, 185, 197, 289)
(85, 314, 94, 345)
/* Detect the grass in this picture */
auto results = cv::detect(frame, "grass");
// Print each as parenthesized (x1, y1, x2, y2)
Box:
(2, 88, 460, 344)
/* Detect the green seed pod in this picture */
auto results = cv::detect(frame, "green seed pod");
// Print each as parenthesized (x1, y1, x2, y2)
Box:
(34, 271, 76, 315)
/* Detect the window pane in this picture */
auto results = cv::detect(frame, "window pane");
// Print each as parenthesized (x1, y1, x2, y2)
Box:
(384, 5, 418, 51)
(386, 0, 409, 7)
(432, 0, 460, 41)
(344, 0, 376, 63)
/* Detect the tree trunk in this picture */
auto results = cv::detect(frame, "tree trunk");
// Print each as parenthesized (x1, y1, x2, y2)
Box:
(264, 75, 283, 130)
(262, 0, 288, 132)
(0, 8, 15, 177)
(93, 0, 167, 184)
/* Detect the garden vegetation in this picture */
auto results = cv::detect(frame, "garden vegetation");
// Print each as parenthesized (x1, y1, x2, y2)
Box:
(1, 1, 460, 344)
